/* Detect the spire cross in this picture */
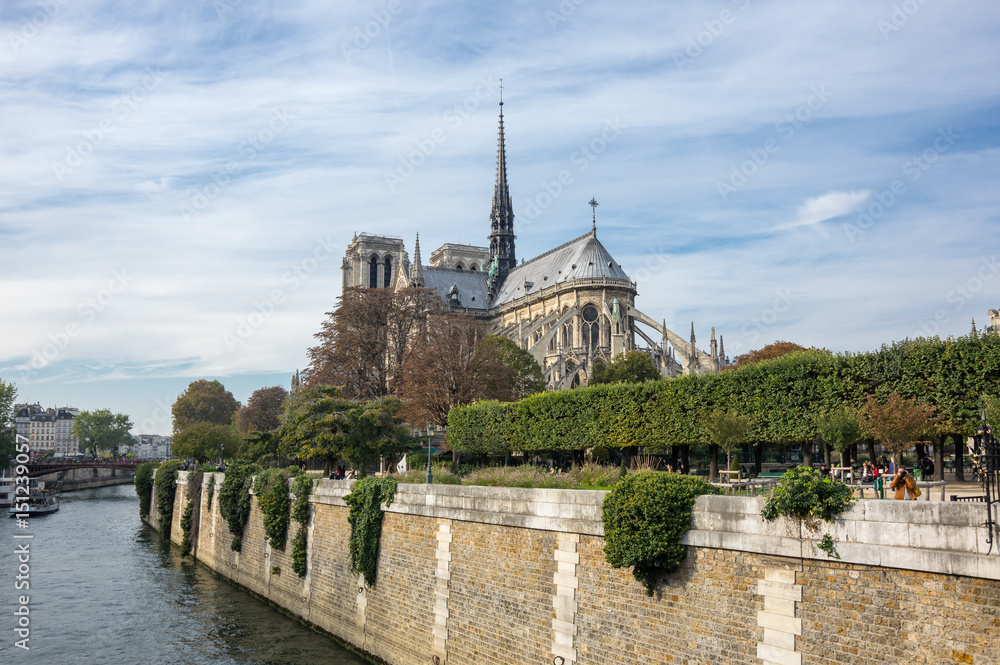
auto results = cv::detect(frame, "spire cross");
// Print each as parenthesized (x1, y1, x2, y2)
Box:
(588, 197, 599, 231)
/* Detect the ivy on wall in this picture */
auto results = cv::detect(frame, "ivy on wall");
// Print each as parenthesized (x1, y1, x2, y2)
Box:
(344, 477, 397, 587)
(154, 460, 183, 543)
(254, 468, 296, 551)
(290, 474, 313, 577)
(135, 461, 160, 520)
(179, 471, 203, 557)
(602, 471, 721, 596)
(218, 461, 261, 552)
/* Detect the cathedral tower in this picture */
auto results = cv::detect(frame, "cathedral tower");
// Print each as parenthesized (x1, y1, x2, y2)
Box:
(487, 90, 516, 301)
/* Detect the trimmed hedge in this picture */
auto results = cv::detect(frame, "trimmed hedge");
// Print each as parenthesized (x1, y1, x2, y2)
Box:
(447, 334, 1000, 453)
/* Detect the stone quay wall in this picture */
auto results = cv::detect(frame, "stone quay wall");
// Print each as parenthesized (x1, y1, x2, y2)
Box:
(144, 473, 1000, 665)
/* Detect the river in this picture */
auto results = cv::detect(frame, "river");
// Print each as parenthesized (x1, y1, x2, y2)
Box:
(1, 483, 369, 664)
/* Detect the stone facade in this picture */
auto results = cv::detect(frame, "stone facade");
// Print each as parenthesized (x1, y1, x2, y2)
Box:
(148, 472, 1000, 665)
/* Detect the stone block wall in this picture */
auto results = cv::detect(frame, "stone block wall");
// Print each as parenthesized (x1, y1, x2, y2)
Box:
(148, 474, 1000, 665)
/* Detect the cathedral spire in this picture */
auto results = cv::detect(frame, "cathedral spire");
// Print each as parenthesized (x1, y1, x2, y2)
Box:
(410, 233, 425, 287)
(589, 197, 599, 235)
(487, 82, 516, 301)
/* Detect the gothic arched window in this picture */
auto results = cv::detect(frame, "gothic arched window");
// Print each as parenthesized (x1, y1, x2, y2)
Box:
(369, 256, 379, 288)
(383, 256, 392, 288)
(455, 263, 464, 271)
(582, 305, 599, 353)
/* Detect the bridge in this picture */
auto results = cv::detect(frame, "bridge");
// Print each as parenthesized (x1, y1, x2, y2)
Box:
(26, 460, 140, 491)
(25, 459, 143, 478)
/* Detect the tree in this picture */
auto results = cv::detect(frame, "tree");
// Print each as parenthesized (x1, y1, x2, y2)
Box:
(986, 395, 1000, 434)
(280, 386, 411, 475)
(396, 313, 490, 426)
(815, 408, 863, 468)
(728, 341, 809, 369)
(589, 351, 661, 385)
(172, 422, 242, 463)
(72, 409, 134, 457)
(172, 380, 240, 435)
(305, 287, 440, 399)
(703, 409, 753, 481)
(856, 393, 937, 466)
(0, 380, 17, 472)
(472, 335, 545, 401)
(235, 386, 288, 434)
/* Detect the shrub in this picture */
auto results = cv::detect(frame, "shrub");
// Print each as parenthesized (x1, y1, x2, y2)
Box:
(135, 461, 160, 519)
(154, 460, 183, 543)
(761, 466, 854, 525)
(218, 460, 261, 552)
(344, 477, 397, 587)
(602, 471, 721, 596)
(290, 473, 313, 578)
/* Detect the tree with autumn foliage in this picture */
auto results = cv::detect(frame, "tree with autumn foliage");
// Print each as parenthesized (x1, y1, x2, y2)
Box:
(235, 386, 288, 434)
(305, 286, 440, 399)
(856, 393, 938, 466)
(728, 341, 809, 369)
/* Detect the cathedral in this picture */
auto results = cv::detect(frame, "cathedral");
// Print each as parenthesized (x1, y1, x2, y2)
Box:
(341, 99, 727, 389)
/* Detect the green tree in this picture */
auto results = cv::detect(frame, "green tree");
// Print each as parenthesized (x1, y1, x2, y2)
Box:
(589, 351, 661, 386)
(703, 409, 753, 481)
(815, 408, 862, 468)
(235, 386, 288, 434)
(171, 380, 240, 435)
(986, 394, 1000, 433)
(473, 335, 545, 400)
(0, 380, 17, 471)
(72, 409, 134, 457)
(281, 386, 411, 475)
(172, 422, 242, 463)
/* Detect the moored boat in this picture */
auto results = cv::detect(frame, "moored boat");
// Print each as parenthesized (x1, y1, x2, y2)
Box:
(9, 491, 60, 517)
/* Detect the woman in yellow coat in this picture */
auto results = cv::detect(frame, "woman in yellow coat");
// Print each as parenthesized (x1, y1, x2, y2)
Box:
(889, 468, 919, 500)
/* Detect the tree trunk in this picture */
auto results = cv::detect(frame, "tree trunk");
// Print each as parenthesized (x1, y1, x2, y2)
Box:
(866, 440, 877, 466)
(915, 442, 926, 461)
(680, 445, 691, 474)
(802, 441, 813, 469)
(708, 444, 719, 482)
(823, 442, 832, 467)
(933, 435, 945, 481)
(894, 450, 903, 468)
(622, 446, 638, 471)
(670, 445, 680, 471)
(954, 434, 966, 481)
(754, 443, 763, 476)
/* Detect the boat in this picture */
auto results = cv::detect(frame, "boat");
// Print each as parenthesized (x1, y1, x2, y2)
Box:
(9, 491, 60, 517)
(1, 477, 47, 508)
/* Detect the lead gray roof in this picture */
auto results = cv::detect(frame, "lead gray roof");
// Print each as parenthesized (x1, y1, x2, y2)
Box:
(490, 231, 631, 307)
(422, 267, 490, 310)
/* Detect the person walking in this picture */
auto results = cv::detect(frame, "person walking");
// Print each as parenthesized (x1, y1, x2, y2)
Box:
(889, 467, 919, 500)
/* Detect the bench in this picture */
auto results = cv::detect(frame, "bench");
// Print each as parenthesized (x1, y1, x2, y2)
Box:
(950, 495, 987, 502)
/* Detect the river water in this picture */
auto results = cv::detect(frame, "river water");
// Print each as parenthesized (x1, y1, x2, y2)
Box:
(0, 483, 369, 664)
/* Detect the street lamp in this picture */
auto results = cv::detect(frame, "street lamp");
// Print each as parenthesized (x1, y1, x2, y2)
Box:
(426, 424, 435, 484)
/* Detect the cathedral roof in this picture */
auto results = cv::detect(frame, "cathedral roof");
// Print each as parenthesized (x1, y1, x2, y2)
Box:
(490, 230, 632, 307)
(422, 267, 490, 310)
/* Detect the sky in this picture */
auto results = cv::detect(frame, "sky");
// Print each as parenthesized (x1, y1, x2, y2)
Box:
(1, 0, 998, 435)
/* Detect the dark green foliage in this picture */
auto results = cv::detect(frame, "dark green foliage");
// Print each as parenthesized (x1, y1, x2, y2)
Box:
(447, 334, 1000, 454)
(589, 350, 661, 385)
(290, 474, 313, 577)
(179, 501, 195, 556)
(218, 460, 261, 552)
(154, 460, 183, 543)
(816, 533, 840, 559)
(344, 477, 397, 587)
(761, 466, 854, 524)
(602, 472, 721, 596)
(135, 461, 160, 519)
(205, 474, 216, 510)
(254, 468, 294, 551)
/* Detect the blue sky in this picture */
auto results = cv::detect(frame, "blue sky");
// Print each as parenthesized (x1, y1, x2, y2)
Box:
(2, 0, 998, 434)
